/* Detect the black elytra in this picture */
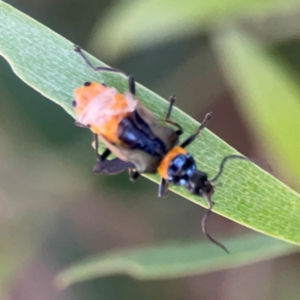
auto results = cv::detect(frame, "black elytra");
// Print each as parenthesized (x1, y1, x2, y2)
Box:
(118, 112, 167, 157)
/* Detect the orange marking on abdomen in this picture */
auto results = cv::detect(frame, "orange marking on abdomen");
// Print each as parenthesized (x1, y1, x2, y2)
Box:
(110, 93, 129, 110)
(75, 85, 138, 145)
(91, 112, 130, 145)
(89, 92, 135, 144)
(74, 82, 107, 115)
(158, 147, 187, 179)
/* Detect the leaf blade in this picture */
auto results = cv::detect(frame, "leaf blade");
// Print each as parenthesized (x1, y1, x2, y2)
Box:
(55, 235, 298, 287)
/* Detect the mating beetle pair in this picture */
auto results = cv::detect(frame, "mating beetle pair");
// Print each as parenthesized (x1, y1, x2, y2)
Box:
(73, 45, 249, 253)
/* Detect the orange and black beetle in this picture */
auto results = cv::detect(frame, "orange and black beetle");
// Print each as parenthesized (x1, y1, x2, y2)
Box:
(73, 45, 251, 253)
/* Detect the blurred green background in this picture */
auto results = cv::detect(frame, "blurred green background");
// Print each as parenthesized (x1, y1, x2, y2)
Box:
(1, 0, 300, 299)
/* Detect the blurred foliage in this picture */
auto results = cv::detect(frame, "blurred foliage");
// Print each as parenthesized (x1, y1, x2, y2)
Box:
(0, 0, 300, 300)
(88, 0, 300, 60)
(214, 29, 300, 181)
(56, 235, 298, 287)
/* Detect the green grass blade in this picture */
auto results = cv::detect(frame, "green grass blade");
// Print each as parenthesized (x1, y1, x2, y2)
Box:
(88, 0, 300, 59)
(213, 29, 300, 181)
(55, 235, 298, 288)
(0, 1, 300, 250)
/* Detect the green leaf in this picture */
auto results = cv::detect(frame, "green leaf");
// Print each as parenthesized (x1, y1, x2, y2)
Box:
(88, 0, 300, 59)
(213, 29, 300, 181)
(0, 1, 300, 254)
(55, 235, 297, 287)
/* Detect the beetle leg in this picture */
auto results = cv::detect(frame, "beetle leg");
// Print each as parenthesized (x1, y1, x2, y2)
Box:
(180, 112, 213, 148)
(92, 147, 113, 174)
(128, 169, 140, 182)
(158, 178, 169, 197)
(74, 121, 89, 128)
(93, 134, 111, 162)
(93, 149, 111, 172)
(93, 158, 135, 175)
(93, 149, 111, 173)
(164, 95, 183, 136)
(74, 45, 136, 95)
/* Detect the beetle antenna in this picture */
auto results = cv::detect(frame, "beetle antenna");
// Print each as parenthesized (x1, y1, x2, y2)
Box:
(202, 193, 229, 254)
(209, 155, 251, 183)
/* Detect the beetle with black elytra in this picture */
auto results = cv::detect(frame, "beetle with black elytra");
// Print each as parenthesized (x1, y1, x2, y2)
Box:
(72, 45, 251, 253)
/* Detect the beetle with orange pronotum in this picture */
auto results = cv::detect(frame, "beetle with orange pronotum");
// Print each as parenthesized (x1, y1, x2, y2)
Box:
(72, 45, 251, 253)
